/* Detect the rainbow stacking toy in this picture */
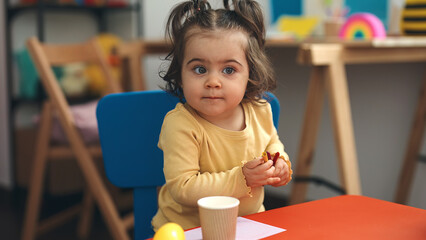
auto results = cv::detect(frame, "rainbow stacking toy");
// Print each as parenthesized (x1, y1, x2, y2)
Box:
(339, 13, 386, 40)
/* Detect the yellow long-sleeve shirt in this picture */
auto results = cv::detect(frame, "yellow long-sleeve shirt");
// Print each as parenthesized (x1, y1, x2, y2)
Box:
(151, 100, 286, 231)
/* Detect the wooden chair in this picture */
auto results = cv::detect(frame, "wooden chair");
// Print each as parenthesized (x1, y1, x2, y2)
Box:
(116, 40, 170, 92)
(22, 37, 133, 240)
(96, 90, 280, 239)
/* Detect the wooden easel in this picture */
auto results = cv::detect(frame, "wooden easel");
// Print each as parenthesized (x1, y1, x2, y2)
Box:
(291, 41, 426, 205)
(290, 44, 362, 205)
(394, 72, 426, 204)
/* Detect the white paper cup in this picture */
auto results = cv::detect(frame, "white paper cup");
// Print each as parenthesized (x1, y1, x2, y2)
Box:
(197, 196, 240, 240)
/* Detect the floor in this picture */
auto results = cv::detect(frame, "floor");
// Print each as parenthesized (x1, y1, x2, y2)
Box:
(1, 187, 288, 240)
(1, 188, 115, 240)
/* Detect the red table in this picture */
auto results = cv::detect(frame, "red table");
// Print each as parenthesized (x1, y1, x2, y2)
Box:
(149, 195, 425, 239)
(244, 195, 426, 239)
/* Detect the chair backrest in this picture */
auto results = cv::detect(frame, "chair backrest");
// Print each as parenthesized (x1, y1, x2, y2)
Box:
(27, 36, 122, 142)
(96, 90, 280, 239)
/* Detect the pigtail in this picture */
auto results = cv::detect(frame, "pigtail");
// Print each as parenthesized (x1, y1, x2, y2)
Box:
(161, 0, 212, 101)
(162, 2, 193, 101)
(165, 1, 193, 47)
(223, 0, 266, 48)
(223, 0, 274, 101)
(166, 0, 211, 45)
(193, 0, 211, 12)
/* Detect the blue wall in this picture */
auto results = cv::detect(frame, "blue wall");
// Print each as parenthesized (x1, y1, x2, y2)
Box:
(345, 0, 388, 28)
(270, 0, 302, 23)
(270, 0, 388, 27)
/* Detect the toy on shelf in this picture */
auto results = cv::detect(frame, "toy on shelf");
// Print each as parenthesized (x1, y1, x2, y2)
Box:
(339, 13, 386, 40)
(400, 0, 426, 35)
(107, 0, 128, 7)
(324, 18, 345, 37)
(19, 0, 37, 4)
(277, 16, 319, 40)
(85, 33, 122, 96)
(60, 62, 89, 98)
(83, 0, 128, 7)
(58, 0, 76, 4)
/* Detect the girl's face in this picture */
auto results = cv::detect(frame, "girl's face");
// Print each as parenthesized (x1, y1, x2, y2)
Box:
(181, 29, 249, 125)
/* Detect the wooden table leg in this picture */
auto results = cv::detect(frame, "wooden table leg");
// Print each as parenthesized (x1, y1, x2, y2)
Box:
(394, 72, 426, 204)
(290, 66, 326, 205)
(326, 60, 362, 195)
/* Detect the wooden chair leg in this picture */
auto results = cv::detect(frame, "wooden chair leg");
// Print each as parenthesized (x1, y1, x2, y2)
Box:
(290, 66, 326, 205)
(21, 103, 53, 240)
(65, 130, 129, 240)
(77, 187, 94, 239)
(326, 61, 362, 196)
(394, 73, 426, 204)
(77, 154, 128, 240)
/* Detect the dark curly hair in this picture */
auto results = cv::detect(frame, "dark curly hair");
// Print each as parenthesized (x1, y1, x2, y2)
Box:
(160, 0, 276, 103)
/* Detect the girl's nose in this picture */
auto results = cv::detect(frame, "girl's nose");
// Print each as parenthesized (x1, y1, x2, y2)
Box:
(205, 75, 221, 88)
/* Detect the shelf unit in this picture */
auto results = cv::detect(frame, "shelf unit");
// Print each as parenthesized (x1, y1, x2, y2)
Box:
(4, 0, 142, 189)
(6, 1, 141, 41)
(6, 0, 142, 98)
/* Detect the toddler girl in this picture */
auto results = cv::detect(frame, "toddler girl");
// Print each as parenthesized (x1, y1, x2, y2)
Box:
(152, 0, 292, 231)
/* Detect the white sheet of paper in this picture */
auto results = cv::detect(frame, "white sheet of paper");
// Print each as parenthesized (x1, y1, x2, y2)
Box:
(184, 216, 286, 240)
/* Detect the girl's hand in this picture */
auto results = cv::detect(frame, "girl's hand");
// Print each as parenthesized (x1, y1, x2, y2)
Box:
(270, 154, 291, 187)
(242, 157, 280, 188)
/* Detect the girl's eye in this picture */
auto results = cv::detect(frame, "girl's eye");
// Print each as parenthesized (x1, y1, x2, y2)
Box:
(222, 67, 235, 75)
(193, 66, 207, 74)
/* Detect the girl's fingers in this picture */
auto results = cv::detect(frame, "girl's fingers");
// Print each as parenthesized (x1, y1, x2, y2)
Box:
(266, 177, 281, 185)
(271, 171, 291, 187)
(244, 157, 264, 169)
(265, 165, 276, 176)
(243, 155, 291, 187)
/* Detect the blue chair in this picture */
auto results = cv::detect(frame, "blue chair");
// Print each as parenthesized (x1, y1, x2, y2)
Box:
(96, 90, 280, 239)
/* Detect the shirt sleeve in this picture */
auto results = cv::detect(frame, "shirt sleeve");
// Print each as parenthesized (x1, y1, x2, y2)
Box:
(158, 111, 251, 208)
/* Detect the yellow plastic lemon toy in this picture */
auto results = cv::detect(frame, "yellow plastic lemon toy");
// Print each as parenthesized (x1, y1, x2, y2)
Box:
(153, 222, 185, 240)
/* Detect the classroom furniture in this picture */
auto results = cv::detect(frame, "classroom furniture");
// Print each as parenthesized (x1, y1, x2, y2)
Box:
(395, 71, 426, 204)
(6, 1, 141, 42)
(96, 90, 281, 240)
(4, 0, 141, 194)
(22, 37, 129, 240)
(165, 195, 426, 240)
(291, 40, 426, 205)
(116, 40, 171, 91)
